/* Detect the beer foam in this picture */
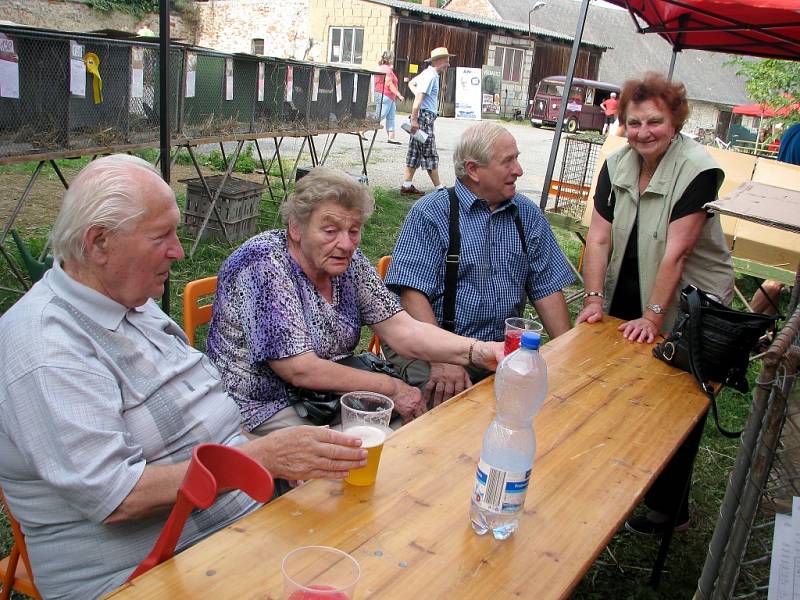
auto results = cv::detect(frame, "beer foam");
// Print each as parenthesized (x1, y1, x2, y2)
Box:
(344, 425, 386, 448)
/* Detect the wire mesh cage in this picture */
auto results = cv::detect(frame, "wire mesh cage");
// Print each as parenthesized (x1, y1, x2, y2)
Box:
(696, 306, 800, 599)
(0, 24, 381, 164)
(549, 134, 605, 221)
(353, 69, 382, 130)
(0, 26, 184, 159)
(251, 57, 288, 134)
(181, 50, 259, 138)
(127, 44, 183, 144)
(283, 60, 314, 132)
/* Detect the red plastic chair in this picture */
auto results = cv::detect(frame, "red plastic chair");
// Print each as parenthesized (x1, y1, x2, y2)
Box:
(128, 444, 274, 581)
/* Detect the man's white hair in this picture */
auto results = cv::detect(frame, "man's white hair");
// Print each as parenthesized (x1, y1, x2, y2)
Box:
(453, 122, 510, 180)
(50, 154, 162, 263)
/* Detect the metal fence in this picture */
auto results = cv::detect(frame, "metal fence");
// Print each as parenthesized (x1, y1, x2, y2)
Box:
(696, 304, 800, 599)
(548, 134, 604, 221)
(0, 25, 385, 162)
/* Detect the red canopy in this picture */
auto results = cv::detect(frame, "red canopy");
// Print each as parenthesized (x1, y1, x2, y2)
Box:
(603, 0, 800, 60)
(732, 102, 800, 117)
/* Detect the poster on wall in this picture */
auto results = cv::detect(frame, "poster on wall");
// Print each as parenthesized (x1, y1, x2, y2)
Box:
(258, 62, 265, 101)
(285, 65, 293, 102)
(311, 67, 319, 101)
(224, 58, 234, 101)
(481, 65, 501, 117)
(69, 41, 86, 97)
(185, 52, 196, 98)
(0, 34, 19, 99)
(130, 47, 144, 99)
(455, 67, 481, 120)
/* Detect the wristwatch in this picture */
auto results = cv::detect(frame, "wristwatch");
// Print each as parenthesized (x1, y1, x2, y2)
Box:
(645, 303, 665, 315)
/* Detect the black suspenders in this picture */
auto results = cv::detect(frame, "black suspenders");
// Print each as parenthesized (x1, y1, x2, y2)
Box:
(441, 186, 528, 333)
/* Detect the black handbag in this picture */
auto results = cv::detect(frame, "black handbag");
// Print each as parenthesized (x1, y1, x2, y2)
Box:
(285, 352, 404, 426)
(652, 285, 778, 437)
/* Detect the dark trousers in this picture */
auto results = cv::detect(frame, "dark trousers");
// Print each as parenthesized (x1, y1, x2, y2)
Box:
(645, 411, 708, 520)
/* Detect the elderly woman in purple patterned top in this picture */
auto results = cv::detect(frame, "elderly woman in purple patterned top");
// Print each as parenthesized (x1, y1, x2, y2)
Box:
(207, 167, 504, 436)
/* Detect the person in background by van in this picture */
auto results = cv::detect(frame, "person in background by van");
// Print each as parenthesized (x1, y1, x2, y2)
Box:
(600, 92, 618, 135)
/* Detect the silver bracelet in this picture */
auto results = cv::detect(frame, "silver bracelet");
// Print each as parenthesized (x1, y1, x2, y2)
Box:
(585, 291, 604, 298)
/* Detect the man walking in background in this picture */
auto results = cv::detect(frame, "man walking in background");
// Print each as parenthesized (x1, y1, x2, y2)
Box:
(401, 47, 453, 196)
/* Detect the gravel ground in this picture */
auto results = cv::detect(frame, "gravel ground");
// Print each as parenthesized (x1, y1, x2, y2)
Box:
(204, 114, 564, 202)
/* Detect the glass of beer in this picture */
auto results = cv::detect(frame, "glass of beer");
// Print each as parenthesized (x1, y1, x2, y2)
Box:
(282, 545, 361, 599)
(504, 317, 543, 355)
(340, 391, 393, 486)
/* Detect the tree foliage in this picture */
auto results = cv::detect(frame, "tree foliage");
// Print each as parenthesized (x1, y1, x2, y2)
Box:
(85, 0, 191, 17)
(732, 58, 800, 128)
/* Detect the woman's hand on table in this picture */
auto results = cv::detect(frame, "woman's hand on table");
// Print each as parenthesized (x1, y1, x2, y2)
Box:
(425, 362, 472, 407)
(618, 316, 660, 344)
(391, 379, 427, 423)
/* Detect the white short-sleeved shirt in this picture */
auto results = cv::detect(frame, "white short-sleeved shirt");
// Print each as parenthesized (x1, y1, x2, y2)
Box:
(410, 65, 440, 115)
(0, 263, 257, 600)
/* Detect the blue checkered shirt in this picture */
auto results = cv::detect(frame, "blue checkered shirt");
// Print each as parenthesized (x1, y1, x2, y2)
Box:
(385, 180, 575, 341)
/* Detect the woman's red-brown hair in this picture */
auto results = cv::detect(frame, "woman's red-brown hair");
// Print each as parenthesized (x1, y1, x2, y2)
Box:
(618, 72, 689, 131)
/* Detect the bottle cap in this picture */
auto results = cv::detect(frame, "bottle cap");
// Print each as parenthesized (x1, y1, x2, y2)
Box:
(520, 331, 541, 350)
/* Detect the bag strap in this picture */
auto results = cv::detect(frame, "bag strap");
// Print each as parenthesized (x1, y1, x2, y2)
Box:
(685, 288, 742, 438)
(442, 186, 461, 332)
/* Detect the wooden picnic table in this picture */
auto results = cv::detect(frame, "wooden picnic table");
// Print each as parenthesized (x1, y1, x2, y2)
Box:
(108, 318, 709, 600)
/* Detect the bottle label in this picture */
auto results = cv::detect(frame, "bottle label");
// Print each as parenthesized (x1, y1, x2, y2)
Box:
(472, 459, 531, 513)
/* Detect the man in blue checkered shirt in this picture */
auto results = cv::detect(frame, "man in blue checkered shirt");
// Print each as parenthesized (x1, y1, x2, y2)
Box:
(384, 122, 574, 406)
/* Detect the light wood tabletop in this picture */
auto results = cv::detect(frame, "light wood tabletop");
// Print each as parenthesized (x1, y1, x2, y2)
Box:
(108, 318, 709, 600)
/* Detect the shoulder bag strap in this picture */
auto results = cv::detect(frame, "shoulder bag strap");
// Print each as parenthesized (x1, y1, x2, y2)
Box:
(686, 288, 742, 438)
(442, 187, 460, 332)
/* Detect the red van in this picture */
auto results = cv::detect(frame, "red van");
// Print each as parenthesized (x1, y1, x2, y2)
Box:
(529, 75, 621, 133)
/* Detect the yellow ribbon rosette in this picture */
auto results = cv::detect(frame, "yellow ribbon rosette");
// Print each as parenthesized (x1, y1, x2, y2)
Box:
(83, 52, 103, 104)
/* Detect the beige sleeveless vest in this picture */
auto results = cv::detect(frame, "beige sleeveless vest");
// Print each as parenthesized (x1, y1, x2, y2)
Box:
(603, 135, 734, 332)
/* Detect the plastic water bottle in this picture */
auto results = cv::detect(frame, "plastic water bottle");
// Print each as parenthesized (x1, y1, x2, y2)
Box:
(469, 331, 547, 540)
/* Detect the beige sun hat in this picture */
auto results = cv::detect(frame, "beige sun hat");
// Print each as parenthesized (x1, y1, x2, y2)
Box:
(425, 47, 455, 62)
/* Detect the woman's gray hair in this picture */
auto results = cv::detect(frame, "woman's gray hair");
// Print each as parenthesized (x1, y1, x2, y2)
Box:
(280, 167, 375, 228)
(453, 122, 510, 180)
(380, 50, 394, 65)
(50, 154, 160, 263)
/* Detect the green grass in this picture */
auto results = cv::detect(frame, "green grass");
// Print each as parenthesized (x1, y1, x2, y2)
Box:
(0, 175, 786, 599)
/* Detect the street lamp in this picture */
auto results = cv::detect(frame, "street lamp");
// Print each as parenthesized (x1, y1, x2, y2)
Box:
(528, 1, 547, 40)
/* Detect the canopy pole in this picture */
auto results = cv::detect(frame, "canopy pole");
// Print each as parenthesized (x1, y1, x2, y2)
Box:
(539, 0, 591, 211)
(159, 0, 172, 314)
(667, 48, 677, 81)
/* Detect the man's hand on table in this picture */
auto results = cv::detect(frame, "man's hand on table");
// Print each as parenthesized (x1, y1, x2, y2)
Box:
(424, 362, 472, 407)
(390, 379, 427, 423)
(257, 426, 367, 481)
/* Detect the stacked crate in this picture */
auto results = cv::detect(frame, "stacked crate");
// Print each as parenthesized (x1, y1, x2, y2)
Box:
(182, 175, 264, 242)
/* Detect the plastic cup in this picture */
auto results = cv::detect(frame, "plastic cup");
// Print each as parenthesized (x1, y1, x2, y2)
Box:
(340, 392, 393, 486)
(504, 317, 543, 355)
(282, 546, 361, 600)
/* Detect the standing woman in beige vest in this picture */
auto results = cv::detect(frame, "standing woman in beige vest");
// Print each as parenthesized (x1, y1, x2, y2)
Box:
(576, 72, 734, 536)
